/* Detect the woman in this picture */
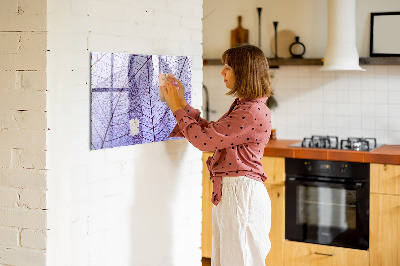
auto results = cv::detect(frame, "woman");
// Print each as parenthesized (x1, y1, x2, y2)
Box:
(161, 44, 273, 266)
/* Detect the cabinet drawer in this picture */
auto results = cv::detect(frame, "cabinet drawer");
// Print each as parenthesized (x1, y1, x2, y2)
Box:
(284, 241, 369, 266)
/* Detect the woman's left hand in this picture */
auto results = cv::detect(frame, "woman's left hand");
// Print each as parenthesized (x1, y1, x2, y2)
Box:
(160, 76, 185, 113)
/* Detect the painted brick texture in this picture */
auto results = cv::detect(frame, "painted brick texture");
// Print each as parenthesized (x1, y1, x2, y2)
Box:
(46, 0, 203, 266)
(0, 0, 47, 265)
(2, 0, 203, 265)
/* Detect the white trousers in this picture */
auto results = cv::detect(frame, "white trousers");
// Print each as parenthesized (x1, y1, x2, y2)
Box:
(212, 176, 271, 266)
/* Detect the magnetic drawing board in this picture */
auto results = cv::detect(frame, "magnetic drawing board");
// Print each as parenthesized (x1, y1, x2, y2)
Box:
(90, 52, 192, 150)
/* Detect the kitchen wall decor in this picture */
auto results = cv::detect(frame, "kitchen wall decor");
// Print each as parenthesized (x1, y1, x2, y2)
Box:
(370, 12, 400, 57)
(289, 36, 306, 58)
(273, 21, 279, 58)
(231, 16, 249, 48)
(257, 8, 262, 48)
(90, 52, 192, 150)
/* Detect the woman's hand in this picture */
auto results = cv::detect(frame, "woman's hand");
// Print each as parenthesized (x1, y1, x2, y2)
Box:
(160, 75, 186, 113)
(173, 77, 188, 108)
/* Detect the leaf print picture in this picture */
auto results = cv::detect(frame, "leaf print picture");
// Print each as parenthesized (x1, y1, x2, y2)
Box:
(90, 52, 192, 150)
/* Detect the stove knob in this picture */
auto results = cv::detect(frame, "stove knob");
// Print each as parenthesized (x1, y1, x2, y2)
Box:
(305, 162, 312, 171)
(340, 164, 347, 174)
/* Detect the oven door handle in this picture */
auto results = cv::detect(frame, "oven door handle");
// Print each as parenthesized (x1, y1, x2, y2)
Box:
(287, 177, 364, 189)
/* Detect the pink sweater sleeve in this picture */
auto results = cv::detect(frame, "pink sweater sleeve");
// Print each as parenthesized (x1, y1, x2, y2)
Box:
(173, 106, 256, 151)
(169, 104, 210, 137)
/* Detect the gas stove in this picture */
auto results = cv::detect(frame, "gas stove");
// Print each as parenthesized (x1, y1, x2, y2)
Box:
(289, 135, 381, 151)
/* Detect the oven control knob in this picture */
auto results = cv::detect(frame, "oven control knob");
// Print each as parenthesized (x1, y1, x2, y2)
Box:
(304, 161, 312, 171)
(340, 164, 347, 174)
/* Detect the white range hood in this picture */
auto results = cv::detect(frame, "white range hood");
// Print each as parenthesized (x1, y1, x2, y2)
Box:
(320, 0, 365, 71)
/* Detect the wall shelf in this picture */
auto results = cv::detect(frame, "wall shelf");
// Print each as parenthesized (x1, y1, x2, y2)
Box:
(359, 57, 400, 65)
(203, 57, 400, 67)
(268, 58, 323, 67)
(203, 58, 323, 67)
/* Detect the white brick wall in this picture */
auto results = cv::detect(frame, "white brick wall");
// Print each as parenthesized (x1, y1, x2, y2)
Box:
(0, 0, 48, 265)
(21, 229, 47, 250)
(47, 1, 203, 266)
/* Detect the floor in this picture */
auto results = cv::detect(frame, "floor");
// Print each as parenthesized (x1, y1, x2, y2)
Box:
(202, 257, 211, 266)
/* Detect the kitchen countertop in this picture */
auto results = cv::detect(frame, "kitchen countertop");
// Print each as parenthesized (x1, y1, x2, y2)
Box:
(263, 139, 400, 165)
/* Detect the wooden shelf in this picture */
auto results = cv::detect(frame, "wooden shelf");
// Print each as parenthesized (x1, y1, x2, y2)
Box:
(203, 57, 400, 67)
(203, 58, 323, 67)
(359, 57, 400, 65)
(268, 58, 322, 67)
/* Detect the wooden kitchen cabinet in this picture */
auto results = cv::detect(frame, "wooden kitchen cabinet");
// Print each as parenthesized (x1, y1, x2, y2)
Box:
(370, 193, 400, 266)
(264, 184, 285, 266)
(284, 241, 369, 266)
(370, 163, 400, 266)
(261, 156, 285, 186)
(262, 156, 285, 266)
(370, 163, 400, 195)
(201, 154, 286, 266)
(202, 152, 213, 258)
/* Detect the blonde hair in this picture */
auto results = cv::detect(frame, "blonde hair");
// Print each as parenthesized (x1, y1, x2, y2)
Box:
(221, 44, 273, 99)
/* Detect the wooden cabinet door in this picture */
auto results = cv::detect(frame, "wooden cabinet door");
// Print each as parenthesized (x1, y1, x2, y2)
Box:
(370, 163, 400, 195)
(370, 193, 400, 266)
(201, 152, 213, 258)
(284, 241, 369, 266)
(262, 156, 285, 186)
(264, 184, 284, 266)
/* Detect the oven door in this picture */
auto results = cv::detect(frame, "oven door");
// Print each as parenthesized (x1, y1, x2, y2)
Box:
(285, 177, 369, 250)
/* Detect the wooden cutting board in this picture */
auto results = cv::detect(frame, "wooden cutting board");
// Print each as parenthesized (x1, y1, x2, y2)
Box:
(231, 16, 249, 48)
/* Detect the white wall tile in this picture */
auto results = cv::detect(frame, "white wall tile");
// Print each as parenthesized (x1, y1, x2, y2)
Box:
(388, 91, 400, 104)
(362, 116, 375, 130)
(285, 66, 298, 77)
(375, 104, 388, 117)
(348, 71, 362, 90)
(374, 77, 388, 91)
(389, 104, 400, 117)
(323, 103, 336, 116)
(361, 90, 375, 104)
(336, 115, 348, 129)
(389, 117, 400, 131)
(205, 65, 400, 144)
(286, 77, 299, 89)
(362, 104, 375, 117)
(336, 103, 349, 116)
(374, 65, 388, 77)
(375, 117, 389, 129)
(374, 90, 388, 104)
(388, 131, 400, 143)
(374, 130, 389, 144)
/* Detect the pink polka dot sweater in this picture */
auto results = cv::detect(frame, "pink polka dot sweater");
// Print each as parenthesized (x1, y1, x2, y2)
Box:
(170, 97, 271, 206)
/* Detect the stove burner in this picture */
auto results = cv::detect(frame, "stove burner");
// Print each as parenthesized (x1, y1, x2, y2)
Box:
(340, 137, 377, 151)
(301, 135, 339, 149)
(295, 136, 378, 151)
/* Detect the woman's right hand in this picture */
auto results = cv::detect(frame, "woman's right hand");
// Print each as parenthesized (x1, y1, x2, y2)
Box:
(169, 75, 188, 108)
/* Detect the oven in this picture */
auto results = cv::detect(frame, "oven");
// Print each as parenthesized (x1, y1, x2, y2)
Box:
(285, 158, 370, 250)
